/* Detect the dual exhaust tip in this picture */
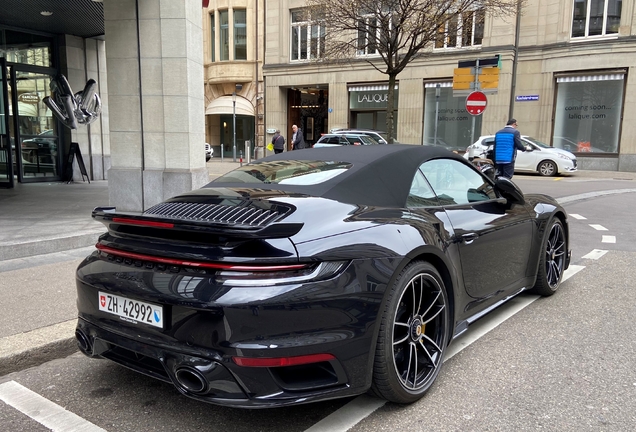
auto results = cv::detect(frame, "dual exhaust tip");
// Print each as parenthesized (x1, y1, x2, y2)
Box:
(75, 329, 209, 395)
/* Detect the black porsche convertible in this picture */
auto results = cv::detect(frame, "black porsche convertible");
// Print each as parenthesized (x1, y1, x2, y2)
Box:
(75, 144, 570, 408)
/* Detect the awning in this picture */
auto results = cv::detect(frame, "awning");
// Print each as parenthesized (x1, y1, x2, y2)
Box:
(205, 96, 254, 116)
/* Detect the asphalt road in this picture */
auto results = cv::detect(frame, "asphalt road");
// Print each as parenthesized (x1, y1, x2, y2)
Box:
(2, 174, 636, 431)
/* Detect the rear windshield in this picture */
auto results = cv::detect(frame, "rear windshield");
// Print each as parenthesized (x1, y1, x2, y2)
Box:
(212, 160, 353, 185)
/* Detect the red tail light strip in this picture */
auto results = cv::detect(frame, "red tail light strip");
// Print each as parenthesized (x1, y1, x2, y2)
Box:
(95, 243, 308, 272)
(232, 353, 336, 367)
(112, 217, 174, 228)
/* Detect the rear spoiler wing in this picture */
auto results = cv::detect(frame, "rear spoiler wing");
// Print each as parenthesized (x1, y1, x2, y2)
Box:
(92, 206, 304, 239)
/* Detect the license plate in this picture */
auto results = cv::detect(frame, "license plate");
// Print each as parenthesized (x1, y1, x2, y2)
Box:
(98, 291, 164, 329)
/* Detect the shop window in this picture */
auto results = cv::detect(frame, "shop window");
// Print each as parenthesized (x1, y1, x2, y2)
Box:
(572, 0, 621, 38)
(291, 10, 325, 61)
(422, 83, 481, 151)
(2, 30, 53, 67)
(234, 9, 247, 60)
(435, 9, 484, 49)
(553, 74, 624, 154)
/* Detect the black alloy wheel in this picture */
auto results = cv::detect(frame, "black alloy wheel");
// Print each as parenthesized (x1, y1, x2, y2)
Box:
(531, 219, 567, 296)
(371, 262, 449, 404)
(538, 160, 558, 176)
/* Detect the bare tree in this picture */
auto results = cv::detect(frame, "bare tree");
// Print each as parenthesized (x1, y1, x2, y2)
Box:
(304, 0, 523, 143)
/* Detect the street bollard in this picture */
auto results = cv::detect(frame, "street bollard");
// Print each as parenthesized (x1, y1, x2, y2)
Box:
(240, 150, 243, 167)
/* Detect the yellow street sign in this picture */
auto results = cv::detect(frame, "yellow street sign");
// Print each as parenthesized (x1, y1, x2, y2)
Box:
(478, 67, 499, 89)
(453, 68, 475, 91)
(452, 82, 473, 90)
(479, 81, 499, 89)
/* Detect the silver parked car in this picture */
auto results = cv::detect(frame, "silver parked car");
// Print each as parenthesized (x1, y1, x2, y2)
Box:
(314, 133, 377, 148)
(331, 129, 395, 144)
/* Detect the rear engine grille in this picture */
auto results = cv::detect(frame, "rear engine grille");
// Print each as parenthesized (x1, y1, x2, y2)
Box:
(144, 202, 287, 227)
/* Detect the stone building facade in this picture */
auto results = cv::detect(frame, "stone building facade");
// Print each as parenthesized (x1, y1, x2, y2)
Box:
(263, 0, 635, 171)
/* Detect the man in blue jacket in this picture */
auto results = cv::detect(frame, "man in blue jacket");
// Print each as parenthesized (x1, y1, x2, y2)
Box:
(493, 118, 530, 179)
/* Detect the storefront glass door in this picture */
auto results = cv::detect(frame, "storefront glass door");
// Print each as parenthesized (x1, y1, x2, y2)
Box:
(0, 58, 14, 187)
(9, 68, 59, 181)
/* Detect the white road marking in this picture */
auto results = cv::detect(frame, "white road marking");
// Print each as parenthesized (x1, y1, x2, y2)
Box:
(602, 235, 616, 243)
(0, 381, 107, 432)
(304, 264, 586, 432)
(446, 264, 584, 361)
(304, 395, 386, 432)
(582, 249, 608, 260)
(569, 214, 587, 220)
(589, 224, 608, 231)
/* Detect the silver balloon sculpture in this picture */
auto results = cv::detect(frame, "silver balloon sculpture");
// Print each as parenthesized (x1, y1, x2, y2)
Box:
(43, 75, 102, 130)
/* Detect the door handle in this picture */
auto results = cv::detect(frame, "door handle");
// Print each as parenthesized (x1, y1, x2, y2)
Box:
(461, 233, 478, 244)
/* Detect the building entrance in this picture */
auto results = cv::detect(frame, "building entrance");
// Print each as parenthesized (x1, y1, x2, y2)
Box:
(0, 31, 61, 188)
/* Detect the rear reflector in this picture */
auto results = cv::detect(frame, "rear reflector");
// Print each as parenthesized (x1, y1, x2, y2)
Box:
(95, 243, 308, 272)
(232, 353, 336, 367)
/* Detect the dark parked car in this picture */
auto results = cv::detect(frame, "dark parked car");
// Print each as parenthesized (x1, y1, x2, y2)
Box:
(75, 145, 570, 408)
(313, 133, 377, 147)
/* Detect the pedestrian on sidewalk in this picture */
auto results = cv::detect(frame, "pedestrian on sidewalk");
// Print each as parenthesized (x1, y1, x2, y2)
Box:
(291, 124, 306, 150)
(493, 118, 531, 179)
(271, 130, 285, 154)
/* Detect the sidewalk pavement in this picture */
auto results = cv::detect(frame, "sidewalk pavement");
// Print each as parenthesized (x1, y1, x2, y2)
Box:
(0, 159, 241, 376)
(0, 164, 634, 376)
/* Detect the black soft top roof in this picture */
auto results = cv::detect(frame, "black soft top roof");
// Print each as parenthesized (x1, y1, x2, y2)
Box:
(205, 144, 466, 208)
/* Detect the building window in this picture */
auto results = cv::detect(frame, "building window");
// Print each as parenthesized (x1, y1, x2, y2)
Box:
(553, 74, 624, 154)
(422, 82, 481, 150)
(435, 9, 484, 49)
(234, 9, 247, 60)
(291, 10, 325, 61)
(357, 15, 379, 56)
(220, 10, 229, 61)
(210, 13, 215, 62)
(572, 0, 621, 38)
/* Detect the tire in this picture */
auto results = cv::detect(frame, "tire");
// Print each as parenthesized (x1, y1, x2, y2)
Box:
(371, 262, 449, 404)
(537, 160, 557, 176)
(530, 218, 567, 296)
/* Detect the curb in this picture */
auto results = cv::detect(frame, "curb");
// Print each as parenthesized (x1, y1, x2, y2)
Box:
(0, 320, 78, 376)
(0, 231, 103, 262)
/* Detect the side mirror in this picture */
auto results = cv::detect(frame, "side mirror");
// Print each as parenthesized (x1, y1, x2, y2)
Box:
(495, 177, 525, 205)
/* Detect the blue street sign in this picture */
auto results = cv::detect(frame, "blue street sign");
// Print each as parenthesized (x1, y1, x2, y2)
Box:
(516, 95, 539, 102)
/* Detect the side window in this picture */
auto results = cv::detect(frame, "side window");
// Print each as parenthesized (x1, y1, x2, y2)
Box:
(420, 159, 496, 205)
(407, 170, 439, 208)
(327, 136, 340, 144)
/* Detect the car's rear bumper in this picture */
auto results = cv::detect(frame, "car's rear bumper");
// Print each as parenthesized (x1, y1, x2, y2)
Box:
(75, 316, 369, 408)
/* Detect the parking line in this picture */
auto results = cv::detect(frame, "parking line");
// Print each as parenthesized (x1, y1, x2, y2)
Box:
(589, 224, 608, 231)
(0, 381, 107, 432)
(582, 249, 608, 260)
(304, 264, 586, 432)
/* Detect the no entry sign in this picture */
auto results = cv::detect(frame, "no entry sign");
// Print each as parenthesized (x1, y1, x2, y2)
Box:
(465, 91, 487, 116)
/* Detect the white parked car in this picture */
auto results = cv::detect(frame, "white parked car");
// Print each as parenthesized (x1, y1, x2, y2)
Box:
(464, 135, 577, 176)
